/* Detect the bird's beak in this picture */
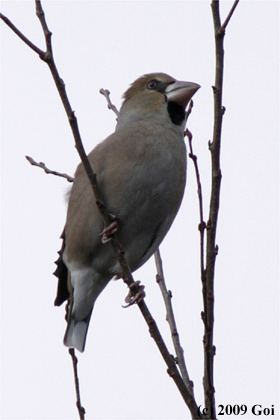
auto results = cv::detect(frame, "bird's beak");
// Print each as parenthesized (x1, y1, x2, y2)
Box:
(165, 81, 200, 108)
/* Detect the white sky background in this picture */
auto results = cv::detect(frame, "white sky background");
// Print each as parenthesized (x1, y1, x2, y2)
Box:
(1, 1, 279, 419)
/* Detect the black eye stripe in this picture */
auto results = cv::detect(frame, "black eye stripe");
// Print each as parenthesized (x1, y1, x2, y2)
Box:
(146, 80, 174, 94)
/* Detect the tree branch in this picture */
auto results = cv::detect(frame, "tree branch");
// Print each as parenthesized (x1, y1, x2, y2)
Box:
(154, 249, 194, 397)
(99, 88, 120, 117)
(69, 349, 86, 420)
(200, 1, 239, 417)
(219, 0, 239, 34)
(185, 102, 206, 274)
(0, 12, 44, 57)
(185, 129, 206, 283)
(25, 155, 74, 182)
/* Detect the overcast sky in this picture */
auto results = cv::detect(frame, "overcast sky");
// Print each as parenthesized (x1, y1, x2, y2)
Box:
(1, 1, 279, 419)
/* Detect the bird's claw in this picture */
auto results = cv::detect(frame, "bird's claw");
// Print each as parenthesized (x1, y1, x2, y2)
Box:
(122, 281, 146, 308)
(100, 219, 118, 243)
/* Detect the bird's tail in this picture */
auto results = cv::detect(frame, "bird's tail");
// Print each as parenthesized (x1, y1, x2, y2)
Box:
(62, 267, 111, 352)
(63, 311, 93, 353)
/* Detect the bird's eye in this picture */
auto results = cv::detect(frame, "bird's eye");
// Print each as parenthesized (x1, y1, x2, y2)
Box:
(147, 80, 158, 90)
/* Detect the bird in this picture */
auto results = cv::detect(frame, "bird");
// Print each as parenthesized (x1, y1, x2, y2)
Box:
(54, 72, 200, 352)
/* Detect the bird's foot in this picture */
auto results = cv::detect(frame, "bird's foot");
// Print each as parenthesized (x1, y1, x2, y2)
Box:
(122, 281, 146, 308)
(100, 217, 119, 243)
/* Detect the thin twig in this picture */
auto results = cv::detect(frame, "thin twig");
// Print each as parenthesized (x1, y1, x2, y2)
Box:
(185, 130, 206, 282)
(0, 12, 45, 57)
(25, 155, 74, 182)
(69, 349, 86, 420)
(35, 0, 52, 53)
(1, 2, 201, 417)
(185, 127, 207, 419)
(99, 88, 119, 117)
(219, 0, 239, 34)
(154, 249, 194, 396)
(201, 0, 239, 417)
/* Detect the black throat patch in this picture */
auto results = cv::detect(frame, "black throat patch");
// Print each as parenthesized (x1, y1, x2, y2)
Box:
(167, 101, 186, 125)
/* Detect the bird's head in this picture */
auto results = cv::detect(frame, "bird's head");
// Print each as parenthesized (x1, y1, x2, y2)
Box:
(117, 73, 200, 130)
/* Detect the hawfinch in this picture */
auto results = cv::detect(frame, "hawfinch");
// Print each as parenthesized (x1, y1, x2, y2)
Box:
(54, 73, 200, 352)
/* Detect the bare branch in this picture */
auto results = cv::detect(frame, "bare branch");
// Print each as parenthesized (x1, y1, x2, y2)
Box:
(201, 0, 239, 417)
(69, 349, 86, 420)
(0, 12, 45, 57)
(99, 88, 120, 117)
(154, 249, 194, 397)
(219, 0, 239, 34)
(185, 129, 206, 280)
(185, 102, 207, 308)
(25, 155, 74, 182)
